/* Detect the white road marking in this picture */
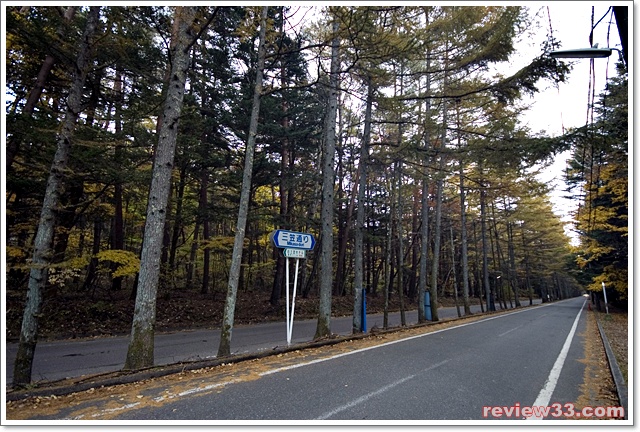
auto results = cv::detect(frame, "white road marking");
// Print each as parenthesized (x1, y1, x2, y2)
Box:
(526, 300, 586, 420)
(66, 402, 141, 420)
(498, 313, 547, 337)
(315, 360, 450, 420)
(498, 325, 523, 337)
(92, 402, 141, 417)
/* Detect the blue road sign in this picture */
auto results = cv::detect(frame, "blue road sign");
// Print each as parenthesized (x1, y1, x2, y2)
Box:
(272, 230, 316, 250)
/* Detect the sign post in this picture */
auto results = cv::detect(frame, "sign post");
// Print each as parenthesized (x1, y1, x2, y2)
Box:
(271, 230, 315, 345)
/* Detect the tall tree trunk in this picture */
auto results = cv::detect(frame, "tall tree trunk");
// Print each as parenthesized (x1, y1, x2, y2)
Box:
(409, 187, 420, 301)
(334, 95, 350, 297)
(302, 185, 321, 299)
(169, 165, 187, 270)
(200, 172, 210, 294)
(521, 224, 534, 305)
(352, 77, 373, 335)
(51, 180, 83, 264)
(418, 43, 432, 324)
(383, 200, 392, 329)
(429, 37, 452, 322)
(161, 214, 171, 268)
(218, 7, 268, 357)
(489, 202, 508, 309)
(335, 165, 358, 296)
(271, 17, 291, 305)
(12, 6, 99, 387)
(187, 221, 200, 288)
(111, 66, 125, 291)
(82, 220, 102, 292)
(455, 102, 471, 315)
(395, 63, 407, 325)
(450, 224, 461, 318)
(315, 16, 340, 339)
(479, 164, 494, 312)
(395, 161, 406, 326)
(506, 217, 521, 307)
(124, 6, 197, 370)
(418, 171, 430, 323)
(429, 136, 445, 322)
(430, 177, 443, 323)
(472, 219, 485, 313)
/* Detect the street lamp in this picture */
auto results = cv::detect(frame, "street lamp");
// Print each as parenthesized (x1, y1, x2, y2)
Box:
(549, 46, 625, 64)
(550, 47, 613, 58)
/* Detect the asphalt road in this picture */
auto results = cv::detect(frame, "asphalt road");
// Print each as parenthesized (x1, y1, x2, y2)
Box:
(18, 296, 586, 421)
(124, 297, 586, 421)
(5, 299, 541, 385)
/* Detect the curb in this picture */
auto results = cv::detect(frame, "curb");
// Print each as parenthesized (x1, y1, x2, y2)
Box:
(5, 332, 369, 402)
(6, 320, 426, 402)
(595, 314, 628, 420)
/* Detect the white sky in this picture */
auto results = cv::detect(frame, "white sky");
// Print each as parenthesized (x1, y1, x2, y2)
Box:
(523, 3, 625, 136)
(517, 3, 627, 240)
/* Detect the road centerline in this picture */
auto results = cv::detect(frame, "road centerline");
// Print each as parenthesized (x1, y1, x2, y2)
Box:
(261, 302, 556, 377)
(498, 325, 523, 337)
(315, 359, 450, 420)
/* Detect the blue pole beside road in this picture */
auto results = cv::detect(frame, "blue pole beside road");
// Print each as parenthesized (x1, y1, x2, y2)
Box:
(425, 291, 432, 321)
(362, 288, 367, 332)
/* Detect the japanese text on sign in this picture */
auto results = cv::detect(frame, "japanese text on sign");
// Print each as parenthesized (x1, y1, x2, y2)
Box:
(272, 230, 316, 250)
(279, 232, 312, 249)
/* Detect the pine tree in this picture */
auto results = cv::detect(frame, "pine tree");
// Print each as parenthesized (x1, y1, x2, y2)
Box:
(124, 6, 200, 370)
(218, 6, 269, 357)
(12, 6, 101, 387)
(570, 67, 628, 303)
(315, 11, 340, 340)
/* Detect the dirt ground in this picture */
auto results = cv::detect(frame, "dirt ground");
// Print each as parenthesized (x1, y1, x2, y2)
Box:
(5, 287, 473, 342)
(570, 307, 627, 420)
(596, 309, 628, 385)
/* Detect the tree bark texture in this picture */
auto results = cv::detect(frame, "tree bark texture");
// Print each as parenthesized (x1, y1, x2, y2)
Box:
(479, 168, 494, 311)
(315, 17, 340, 340)
(418, 46, 432, 324)
(450, 225, 461, 317)
(456, 102, 472, 316)
(124, 6, 197, 370)
(218, 6, 268, 357)
(507, 219, 522, 307)
(395, 161, 407, 326)
(352, 78, 373, 334)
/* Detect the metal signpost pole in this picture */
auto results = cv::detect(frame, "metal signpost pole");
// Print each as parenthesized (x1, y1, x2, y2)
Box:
(271, 230, 315, 345)
(289, 258, 300, 343)
(285, 256, 291, 344)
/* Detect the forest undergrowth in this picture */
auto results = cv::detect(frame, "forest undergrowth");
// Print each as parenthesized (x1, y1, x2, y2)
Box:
(6, 286, 470, 343)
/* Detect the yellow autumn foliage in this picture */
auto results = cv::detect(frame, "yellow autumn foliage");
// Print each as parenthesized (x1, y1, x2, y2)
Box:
(96, 249, 140, 278)
(6, 246, 26, 260)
